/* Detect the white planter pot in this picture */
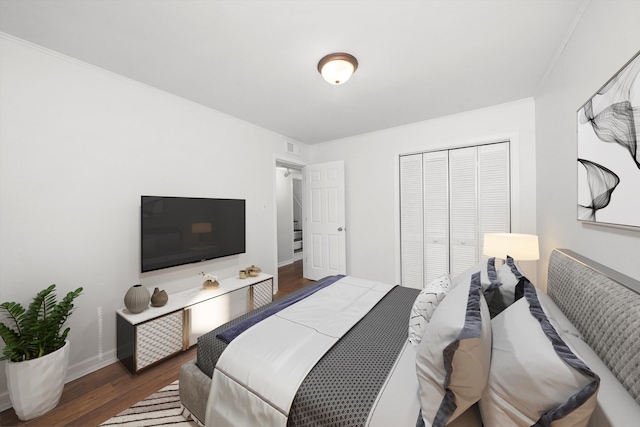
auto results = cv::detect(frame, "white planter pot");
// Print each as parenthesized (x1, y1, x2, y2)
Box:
(5, 340, 70, 421)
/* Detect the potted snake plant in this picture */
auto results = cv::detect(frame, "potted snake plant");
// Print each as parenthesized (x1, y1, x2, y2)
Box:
(0, 284, 82, 420)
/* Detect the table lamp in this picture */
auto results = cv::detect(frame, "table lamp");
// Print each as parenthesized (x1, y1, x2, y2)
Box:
(483, 233, 539, 261)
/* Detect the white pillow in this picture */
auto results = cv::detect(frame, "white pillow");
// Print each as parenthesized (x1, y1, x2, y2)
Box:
(416, 272, 492, 426)
(480, 280, 600, 426)
(408, 274, 451, 347)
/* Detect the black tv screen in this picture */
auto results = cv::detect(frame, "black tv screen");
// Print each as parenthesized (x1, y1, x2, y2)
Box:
(141, 196, 246, 273)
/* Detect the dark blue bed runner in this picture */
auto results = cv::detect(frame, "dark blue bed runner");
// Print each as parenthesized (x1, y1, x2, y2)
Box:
(217, 274, 345, 343)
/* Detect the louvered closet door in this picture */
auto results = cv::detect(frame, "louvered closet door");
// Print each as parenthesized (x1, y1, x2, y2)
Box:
(449, 147, 478, 279)
(423, 151, 449, 284)
(400, 154, 424, 289)
(399, 142, 510, 287)
(478, 143, 510, 256)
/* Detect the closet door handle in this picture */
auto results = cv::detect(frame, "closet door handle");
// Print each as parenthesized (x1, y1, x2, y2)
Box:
(338, 227, 344, 232)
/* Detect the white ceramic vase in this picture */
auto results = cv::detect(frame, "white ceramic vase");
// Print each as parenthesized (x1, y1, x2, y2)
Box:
(5, 340, 70, 421)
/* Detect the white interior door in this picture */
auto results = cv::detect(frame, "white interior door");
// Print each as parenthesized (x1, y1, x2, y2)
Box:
(478, 142, 511, 258)
(423, 151, 450, 284)
(303, 161, 346, 280)
(449, 147, 478, 278)
(400, 154, 424, 289)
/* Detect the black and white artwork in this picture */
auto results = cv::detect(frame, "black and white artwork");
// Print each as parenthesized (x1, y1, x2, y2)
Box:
(577, 51, 640, 228)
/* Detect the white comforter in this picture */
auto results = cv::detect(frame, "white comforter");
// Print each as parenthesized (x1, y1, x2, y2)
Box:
(205, 276, 394, 427)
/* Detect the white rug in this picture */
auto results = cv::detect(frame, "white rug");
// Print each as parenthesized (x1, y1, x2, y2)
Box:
(99, 381, 197, 427)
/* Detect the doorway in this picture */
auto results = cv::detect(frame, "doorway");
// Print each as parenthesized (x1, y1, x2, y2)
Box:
(273, 159, 347, 297)
(275, 160, 307, 296)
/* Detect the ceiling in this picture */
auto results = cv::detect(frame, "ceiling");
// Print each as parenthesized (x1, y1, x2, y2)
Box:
(0, 0, 585, 144)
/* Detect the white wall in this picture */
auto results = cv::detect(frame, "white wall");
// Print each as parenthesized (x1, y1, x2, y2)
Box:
(0, 35, 306, 408)
(535, 0, 640, 288)
(308, 98, 537, 285)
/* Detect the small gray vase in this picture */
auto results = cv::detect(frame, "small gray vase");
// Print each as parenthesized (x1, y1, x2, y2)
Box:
(124, 284, 150, 314)
(151, 287, 168, 307)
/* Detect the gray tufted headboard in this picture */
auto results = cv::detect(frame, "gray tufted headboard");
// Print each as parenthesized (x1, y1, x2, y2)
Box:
(546, 248, 640, 404)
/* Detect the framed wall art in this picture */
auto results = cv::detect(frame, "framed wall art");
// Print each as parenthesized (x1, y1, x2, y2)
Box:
(577, 50, 640, 229)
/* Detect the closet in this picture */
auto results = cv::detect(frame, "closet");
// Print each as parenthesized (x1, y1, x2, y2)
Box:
(400, 142, 510, 289)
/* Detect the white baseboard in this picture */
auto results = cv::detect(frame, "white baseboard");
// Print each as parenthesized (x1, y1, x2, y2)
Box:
(67, 349, 118, 383)
(0, 391, 10, 413)
(278, 252, 303, 267)
(0, 349, 118, 412)
(278, 259, 293, 268)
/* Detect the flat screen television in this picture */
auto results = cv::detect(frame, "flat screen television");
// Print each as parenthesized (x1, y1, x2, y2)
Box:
(141, 196, 246, 273)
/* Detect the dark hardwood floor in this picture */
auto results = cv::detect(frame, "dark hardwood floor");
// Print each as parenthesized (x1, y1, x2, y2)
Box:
(0, 347, 198, 427)
(275, 259, 314, 299)
(0, 261, 311, 427)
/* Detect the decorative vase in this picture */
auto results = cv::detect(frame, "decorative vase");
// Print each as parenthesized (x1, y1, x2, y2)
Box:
(246, 265, 262, 277)
(124, 284, 150, 313)
(6, 341, 70, 421)
(203, 280, 219, 290)
(151, 287, 168, 307)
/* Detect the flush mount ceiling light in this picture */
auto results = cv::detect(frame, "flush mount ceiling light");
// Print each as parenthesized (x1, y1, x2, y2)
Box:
(317, 52, 358, 85)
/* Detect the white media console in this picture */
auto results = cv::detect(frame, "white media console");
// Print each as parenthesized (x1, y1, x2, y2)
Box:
(116, 273, 273, 373)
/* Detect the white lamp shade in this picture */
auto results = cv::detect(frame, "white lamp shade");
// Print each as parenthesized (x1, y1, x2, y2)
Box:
(483, 233, 539, 261)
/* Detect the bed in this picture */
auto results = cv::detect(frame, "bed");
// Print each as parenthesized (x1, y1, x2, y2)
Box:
(179, 248, 640, 426)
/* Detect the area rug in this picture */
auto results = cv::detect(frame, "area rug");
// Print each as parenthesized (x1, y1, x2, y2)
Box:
(99, 381, 197, 427)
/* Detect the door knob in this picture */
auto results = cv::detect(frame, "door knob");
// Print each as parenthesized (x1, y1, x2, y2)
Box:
(338, 227, 343, 231)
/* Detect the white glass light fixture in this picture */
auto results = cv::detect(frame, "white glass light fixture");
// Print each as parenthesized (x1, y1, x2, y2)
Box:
(483, 233, 540, 261)
(317, 52, 358, 85)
